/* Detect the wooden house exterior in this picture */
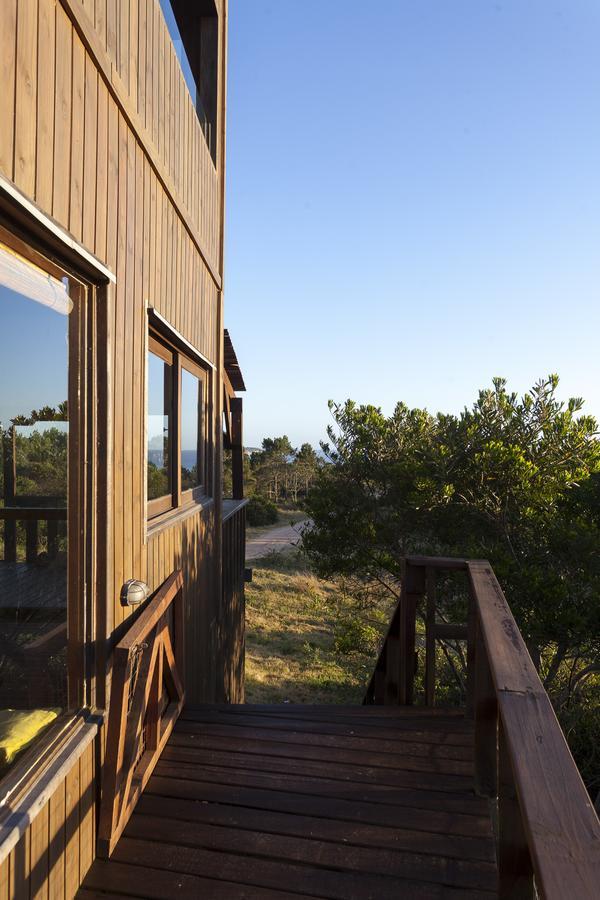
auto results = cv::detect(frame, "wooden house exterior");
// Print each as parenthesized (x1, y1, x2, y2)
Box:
(0, 0, 246, 894)
(1, 2, 599, 898)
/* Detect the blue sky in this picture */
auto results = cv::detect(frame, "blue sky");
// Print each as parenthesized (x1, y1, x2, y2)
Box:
(225, 0, 600, 449)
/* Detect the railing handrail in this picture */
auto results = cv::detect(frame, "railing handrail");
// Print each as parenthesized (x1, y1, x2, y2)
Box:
(0, 507, 67, 520)
(366, 555, 600, 899)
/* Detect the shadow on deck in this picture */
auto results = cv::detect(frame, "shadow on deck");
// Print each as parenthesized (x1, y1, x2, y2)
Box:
(80, 703, 497, 899)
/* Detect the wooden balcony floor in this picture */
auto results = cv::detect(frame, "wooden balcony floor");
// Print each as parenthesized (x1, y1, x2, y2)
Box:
(80, 704, 498, 899)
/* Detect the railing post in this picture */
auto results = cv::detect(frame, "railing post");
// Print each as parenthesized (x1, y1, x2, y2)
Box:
(466, 582, 477, 718)
(25, 519, 38, 562)
(402, 563, 425, 705)
(425, 567, 436, 707)
(474, 615, 497, 798)
(2, 427, 17, 562)
(498, 718, 535, 899)
(231, 397, 244, 500)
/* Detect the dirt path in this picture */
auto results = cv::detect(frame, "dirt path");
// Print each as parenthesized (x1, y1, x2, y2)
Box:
(245, 519, 311, 561)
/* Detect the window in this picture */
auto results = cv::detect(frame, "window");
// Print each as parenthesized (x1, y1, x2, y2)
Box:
(0, 227, 87, 779)
(159, 0, 219, 163)
(147, 328, 210, 520)
(147, 338, 174, 515)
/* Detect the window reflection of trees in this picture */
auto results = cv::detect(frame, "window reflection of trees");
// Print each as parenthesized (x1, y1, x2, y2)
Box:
(0, 242, 72, 776)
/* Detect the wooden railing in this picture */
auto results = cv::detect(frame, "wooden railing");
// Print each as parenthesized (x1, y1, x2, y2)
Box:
(0, 506, 67, 562)
(222, 499, 247, 604)
(365, 556, 600, 899)
(98, 570, 185, 858)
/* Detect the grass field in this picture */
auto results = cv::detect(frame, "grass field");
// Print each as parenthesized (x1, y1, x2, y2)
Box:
(244, 549, 393, 704)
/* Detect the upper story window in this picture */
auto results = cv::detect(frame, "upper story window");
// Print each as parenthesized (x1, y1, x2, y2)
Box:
(159, 0, 219, 163)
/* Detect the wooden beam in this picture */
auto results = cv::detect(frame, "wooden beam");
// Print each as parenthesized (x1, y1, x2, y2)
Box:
(230, 397, 243, 501)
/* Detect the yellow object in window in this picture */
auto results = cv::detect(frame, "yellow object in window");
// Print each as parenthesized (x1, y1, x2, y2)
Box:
(0, 709, 59, 768)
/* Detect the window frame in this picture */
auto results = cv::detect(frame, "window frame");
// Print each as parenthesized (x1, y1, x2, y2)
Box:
(146, 325, 212, 523)
(179, 356, 208, 505)
(0, 217, 102, 803)
(147, 334, 176, 519)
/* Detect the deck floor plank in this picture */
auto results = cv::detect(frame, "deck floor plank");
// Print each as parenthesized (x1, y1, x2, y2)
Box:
(79, 704, 498, 898)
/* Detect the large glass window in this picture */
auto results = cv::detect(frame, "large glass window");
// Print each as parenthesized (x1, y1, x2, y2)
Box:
(0, 233, 80, 778)
(147, 329, 210, 521)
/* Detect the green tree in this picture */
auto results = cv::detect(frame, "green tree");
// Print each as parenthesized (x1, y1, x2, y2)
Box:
(250, 436, 295, 502)
(304, 376, 600, 689)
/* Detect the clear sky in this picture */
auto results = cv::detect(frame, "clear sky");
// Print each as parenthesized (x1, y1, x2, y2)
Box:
(225, 0, 600, 449)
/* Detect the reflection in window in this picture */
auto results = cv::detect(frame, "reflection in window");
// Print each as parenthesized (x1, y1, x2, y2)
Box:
(0, 238, 73, 776)
(181, 368, 203, 492)
(147, 350, 173, 503)
(158, 0, 218, 162)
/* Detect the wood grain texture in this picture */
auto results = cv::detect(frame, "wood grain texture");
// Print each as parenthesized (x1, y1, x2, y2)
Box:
(0, 0, 233, 893)
(0, 0, 17, 179)
(81, 704, 497, 899)
(14, 0, 38, 195)
(499, 690, 600, 899)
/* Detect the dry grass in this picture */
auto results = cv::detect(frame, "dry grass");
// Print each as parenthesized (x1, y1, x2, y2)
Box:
(244, 549, 393, 705)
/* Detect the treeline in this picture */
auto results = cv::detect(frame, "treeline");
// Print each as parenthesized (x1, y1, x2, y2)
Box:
(224, 436, 321, 505)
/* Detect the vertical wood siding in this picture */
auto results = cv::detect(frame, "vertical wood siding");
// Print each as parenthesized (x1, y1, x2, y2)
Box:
(0, 0, 233, 895)
(0, 741, 96, 899)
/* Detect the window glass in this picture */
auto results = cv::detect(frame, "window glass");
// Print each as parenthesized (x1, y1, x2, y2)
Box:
(181, 368, 203, 492)
(158, 0, 218, 161)
(0, 240, 73, 776)
(147, 350, 173, 503)
(159, 0, 199, 110)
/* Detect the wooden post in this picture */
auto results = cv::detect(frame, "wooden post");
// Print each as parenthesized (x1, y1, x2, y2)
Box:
(466, 585, 477, 718)
(402, 562, 425, 705)
(2, 427, 16, 561)
(474, 616, 498, 798)
(498, 719, 535, 899)
(425, 567, 436, 707)
(25, 518, 38, 562)
(231, 397, 243, 500)
(47, 518, 59, 558)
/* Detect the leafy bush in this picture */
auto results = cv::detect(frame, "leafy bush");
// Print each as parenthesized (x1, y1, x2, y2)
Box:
(247, 495, 279, 526)
(334, 617, 380, 656)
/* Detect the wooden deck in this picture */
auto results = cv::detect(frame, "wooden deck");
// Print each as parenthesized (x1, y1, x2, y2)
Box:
(80, 703, 498, 899)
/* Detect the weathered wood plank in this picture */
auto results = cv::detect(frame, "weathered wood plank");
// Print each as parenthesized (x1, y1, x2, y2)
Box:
(168, 727, 472, 777)
(127, 812, 498, 892)
(113, 835, 494, 900)
(0, 0, 17, 179)
(83, 859, 316, 900)
(36, 0, 56, 210)
(156, 749, 481, 806)
(47, 779, 66, 899)
(146, 773, 491, 840)
(14, 0, 38, 196)
(468, 560, 541, 695)
(498, 689, 600, 899)
(137, 792, 496, 863)
(82, 52, 98, 249)
(173, 718, 473, 761)
(179, 708, 474, 744)
(69, 33, 85, 240)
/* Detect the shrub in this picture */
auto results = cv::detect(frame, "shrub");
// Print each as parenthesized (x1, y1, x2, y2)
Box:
(247, 495, 279, 527)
